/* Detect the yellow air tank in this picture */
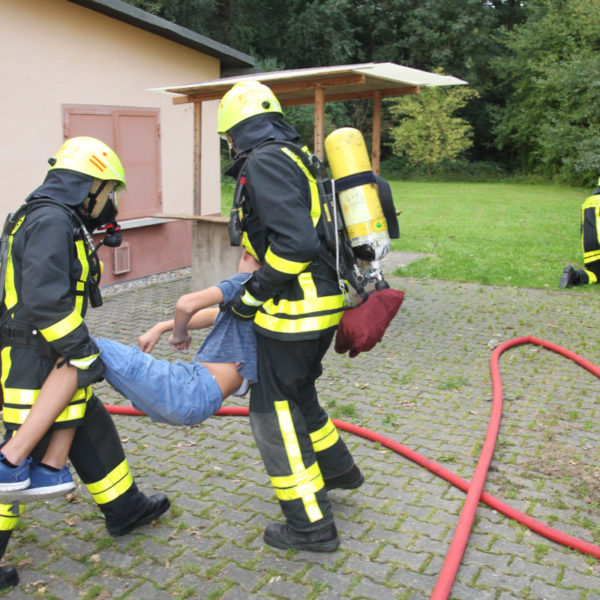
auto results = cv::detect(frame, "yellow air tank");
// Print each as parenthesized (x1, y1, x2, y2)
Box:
(324, 128, 390, 262)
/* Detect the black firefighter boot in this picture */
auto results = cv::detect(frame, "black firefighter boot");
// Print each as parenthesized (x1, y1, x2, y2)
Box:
(324, 464, 364, 491)
(108, 493, 171, 537)
(559, 265, 582, 288)
(0, 532, 19, 590)
(264, 521, 340, 552)
(0, 566, 18, 590)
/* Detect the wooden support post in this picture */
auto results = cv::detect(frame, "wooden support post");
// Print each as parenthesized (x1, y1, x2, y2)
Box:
(313, 86, 325, 158)
(372, 89, 382, 175)
(193, 101, 202, 215)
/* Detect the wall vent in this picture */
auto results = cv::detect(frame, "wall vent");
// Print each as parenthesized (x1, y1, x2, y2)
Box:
(113, 243, 131, 275)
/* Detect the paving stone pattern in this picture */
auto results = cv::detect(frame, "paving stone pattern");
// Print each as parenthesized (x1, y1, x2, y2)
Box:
(3, 263, 600, 599)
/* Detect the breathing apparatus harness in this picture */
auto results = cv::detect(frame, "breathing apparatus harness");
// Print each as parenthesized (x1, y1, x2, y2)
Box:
(0, 198, 121, 355)
(228, 137, 399, 302)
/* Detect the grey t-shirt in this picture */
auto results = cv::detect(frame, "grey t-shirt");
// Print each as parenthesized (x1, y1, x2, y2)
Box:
(193, 273, 257, 384)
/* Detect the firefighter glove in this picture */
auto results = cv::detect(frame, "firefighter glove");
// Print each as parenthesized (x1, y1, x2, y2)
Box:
(75, 355, 105, 387)
(66, 338, 105, 387)
(226, 288, 264, 321)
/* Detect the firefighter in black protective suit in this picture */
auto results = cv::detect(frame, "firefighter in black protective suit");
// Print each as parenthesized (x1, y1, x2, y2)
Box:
(218, 81, 363, 552)
(0, 137, 170, 589)
(559, 177, 600, 288)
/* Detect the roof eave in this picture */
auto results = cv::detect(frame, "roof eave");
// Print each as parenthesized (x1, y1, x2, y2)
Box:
(67, 0, 255, 74)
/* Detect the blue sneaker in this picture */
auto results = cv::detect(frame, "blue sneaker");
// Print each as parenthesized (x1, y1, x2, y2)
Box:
(18, 463, 76, 501)
(0, 454, 30, 492)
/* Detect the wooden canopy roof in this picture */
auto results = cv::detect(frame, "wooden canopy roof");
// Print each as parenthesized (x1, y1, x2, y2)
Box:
(154, 62, 466, 214)
(162, 62, 465, 106)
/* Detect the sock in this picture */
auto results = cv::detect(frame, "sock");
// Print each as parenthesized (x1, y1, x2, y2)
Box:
(39, 463, 60, 472)
(0, 457, 18, 469)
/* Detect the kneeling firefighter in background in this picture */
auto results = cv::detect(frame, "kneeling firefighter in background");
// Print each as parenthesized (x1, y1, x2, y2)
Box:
(0, 137, 170, 588)
(560, 177, 600, 288)
(218, 81, 364, 552)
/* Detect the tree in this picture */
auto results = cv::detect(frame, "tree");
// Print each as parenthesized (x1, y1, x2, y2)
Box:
(388, 80, 479, 176)
(121, 0, 534, 171)
(492, 0, 600, 184)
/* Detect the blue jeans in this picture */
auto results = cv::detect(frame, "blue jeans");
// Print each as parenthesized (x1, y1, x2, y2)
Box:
(95, 337, 223, 426)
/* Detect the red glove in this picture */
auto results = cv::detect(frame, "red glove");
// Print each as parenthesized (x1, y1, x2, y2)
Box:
(335, 288, 405, 358)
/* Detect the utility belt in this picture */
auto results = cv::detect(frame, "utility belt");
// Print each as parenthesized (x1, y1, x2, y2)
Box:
(0, 320, 56, 359)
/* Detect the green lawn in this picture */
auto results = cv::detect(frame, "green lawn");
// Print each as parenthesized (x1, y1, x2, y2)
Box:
(389, 181, 589, 289)
(221, 179, 591, 290)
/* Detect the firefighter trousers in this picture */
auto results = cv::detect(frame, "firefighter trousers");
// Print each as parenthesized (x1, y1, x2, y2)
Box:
(0, 395, 153, 558)
(249, 331, 356, 532)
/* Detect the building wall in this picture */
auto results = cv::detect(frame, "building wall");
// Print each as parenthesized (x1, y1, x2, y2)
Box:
(0, 0, 224, 284)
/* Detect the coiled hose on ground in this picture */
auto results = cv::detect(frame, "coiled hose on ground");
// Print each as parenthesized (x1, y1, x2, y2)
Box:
(106, 335, 600, 600)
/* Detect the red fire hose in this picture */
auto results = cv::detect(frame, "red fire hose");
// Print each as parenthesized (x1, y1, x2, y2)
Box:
(105, 335, 600, 599)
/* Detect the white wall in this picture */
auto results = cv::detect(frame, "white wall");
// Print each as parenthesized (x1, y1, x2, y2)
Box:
(0, 0, 222, 218)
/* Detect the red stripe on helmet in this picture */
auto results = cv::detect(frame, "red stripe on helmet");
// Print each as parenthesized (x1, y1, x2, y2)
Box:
(89, 155, 107, 171)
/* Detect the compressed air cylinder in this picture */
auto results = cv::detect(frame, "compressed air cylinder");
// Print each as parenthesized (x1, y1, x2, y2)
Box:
(324, 127, 390, 262)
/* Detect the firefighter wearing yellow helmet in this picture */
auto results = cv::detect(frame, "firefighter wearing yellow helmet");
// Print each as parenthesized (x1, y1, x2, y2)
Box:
(218, 82, 363, 552)
(559, 176, 600, 288)
(0, 137, 169, 589)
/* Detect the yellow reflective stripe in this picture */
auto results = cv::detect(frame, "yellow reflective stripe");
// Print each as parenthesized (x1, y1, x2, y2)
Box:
(306, 497, 324, 521)
(2, 386, 90, 425)
(280, 147, 321, 228)
(0, 503, 20, 530)
(74, 240, 89, 315)
(298, 272, 317, 298)
(241, 233, 259, 261)
(583, 248, 600, 261)
(55, 401, 88, 422)
(273, 474, 325, 502)
(274, 400, 304, 473)
(0, 516, 19, 531)
(40, 310, 83, 342)
(310, 419, 340, 453)
(265, 247, 310, 276)
(242, 290, 263, 307)
(255, 311, 343, 335)
(581, 195, 600, 210)
(262, 293, 345, 317)
(585, 269, 598, 284)
(274, 400, 324, 523)
(69, 353, 100, 369)
(3, 220, 24, 311)
(271, 461, 322, 489)
(4, 401, 87, 426)
(3, 387, 37, 406)
(86, 459, 133, 505)
(2, 385, 89, 407)
(1, 347, 12, 392)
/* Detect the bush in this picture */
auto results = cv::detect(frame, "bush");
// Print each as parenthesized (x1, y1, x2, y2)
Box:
(380, 157, 510, 182)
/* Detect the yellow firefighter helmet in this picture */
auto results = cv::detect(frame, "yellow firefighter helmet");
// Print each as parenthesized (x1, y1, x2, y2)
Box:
(217, 80, 283, 134)
(48, 137, 126, 190)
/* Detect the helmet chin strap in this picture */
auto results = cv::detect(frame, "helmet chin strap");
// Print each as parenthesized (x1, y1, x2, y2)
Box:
(84, 180, 108, 219)
(229, 146, 240, 161)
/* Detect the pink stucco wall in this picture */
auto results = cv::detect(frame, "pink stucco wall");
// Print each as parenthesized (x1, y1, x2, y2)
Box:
(95, 220, 192, 287)
(1, 0, 228, 284)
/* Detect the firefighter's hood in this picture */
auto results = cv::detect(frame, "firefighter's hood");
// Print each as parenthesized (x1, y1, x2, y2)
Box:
(228, 113, 299, 155)
(26, 169, 94, 208)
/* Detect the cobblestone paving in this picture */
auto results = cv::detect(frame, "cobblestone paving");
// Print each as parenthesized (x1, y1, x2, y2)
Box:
(2, 264, 600, 600)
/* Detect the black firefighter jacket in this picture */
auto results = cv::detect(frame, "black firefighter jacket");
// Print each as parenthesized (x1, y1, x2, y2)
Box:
(1, 199, 99, 429)
(231, 140, 346, 341)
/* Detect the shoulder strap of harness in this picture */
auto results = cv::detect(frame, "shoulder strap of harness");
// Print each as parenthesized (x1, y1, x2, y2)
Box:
(0, 198, 102, 328)
(230, 139, 366, 298)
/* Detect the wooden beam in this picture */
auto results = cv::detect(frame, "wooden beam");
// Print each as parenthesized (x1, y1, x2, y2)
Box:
(193, 102, 202, 215)
(372, 90, 382, 175)
(314, 86, 325, 159)
(268, 74, 365, 94)
(173, 95, 192, 105)
(278, 85, 420, 106)
(170, 74, 368, 105)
